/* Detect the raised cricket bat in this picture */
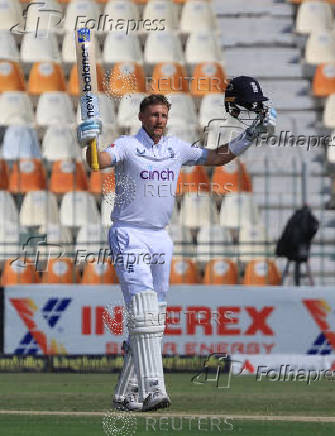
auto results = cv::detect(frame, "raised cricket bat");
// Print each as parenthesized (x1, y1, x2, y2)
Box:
(75, 28, 100, 171)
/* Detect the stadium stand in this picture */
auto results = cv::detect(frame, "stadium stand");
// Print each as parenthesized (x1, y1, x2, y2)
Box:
(169, 258, 200, 284)
(0, 61, 25, 92)
(20, 190, 60, 227)
(203, 258, 239, 285)
(0, 92, 34, 125)
(0, 31, 19, 62)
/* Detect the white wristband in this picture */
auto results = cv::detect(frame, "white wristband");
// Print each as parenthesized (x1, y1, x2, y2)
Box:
(228, 130, 253, 156)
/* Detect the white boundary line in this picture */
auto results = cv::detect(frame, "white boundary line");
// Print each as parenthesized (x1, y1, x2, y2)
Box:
(0, 411, 335, 422)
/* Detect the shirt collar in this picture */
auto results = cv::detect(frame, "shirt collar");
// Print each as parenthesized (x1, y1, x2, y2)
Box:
(136, 128, 166, 147)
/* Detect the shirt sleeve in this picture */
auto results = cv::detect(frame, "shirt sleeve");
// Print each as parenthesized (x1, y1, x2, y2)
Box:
(104, 137, 129, 166)
(179, 140, 208, 166)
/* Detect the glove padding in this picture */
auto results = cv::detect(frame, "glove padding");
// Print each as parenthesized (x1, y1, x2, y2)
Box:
(77, 119, 102, 148)
(245, 107, 277, 141)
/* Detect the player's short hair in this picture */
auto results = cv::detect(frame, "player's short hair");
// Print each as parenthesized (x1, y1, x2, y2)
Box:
(139, 94, 171, 112)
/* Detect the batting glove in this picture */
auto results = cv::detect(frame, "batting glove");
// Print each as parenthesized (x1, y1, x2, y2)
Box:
(245, 107, 277, 141)
(77, 119, 102, 147)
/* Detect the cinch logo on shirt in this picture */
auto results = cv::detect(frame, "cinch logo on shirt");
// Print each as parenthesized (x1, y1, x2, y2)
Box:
(140, 169, 175, 181)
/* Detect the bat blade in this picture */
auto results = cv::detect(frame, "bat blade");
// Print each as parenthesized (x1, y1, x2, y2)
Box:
(75, 28, 100, 171)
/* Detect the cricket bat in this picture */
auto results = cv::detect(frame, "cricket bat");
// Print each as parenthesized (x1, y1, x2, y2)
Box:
(75, 28, 100, 171)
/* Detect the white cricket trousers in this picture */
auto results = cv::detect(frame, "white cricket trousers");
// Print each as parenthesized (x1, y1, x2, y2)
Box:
(109, 223, 173, 306)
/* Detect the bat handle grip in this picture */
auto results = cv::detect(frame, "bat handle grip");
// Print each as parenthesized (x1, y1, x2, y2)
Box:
(90, 136, 99, 171)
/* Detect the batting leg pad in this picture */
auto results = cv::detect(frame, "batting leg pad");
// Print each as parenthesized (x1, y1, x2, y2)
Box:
(113, 340, 138, 402)
(128, 291, 166, 402)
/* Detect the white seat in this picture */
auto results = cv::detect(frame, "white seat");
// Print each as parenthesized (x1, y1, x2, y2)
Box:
(180, 0, 216, 33)
(77, 93, 116, 128)
(186, 32, 222, 64)
(0, 222, 20, 260)
(213, 0, 292, 16)
(203, 117, 244, 150)
(196, 224, 233, 262)
(62, 31, 102, 64)
(103, 0, 139, 25)
(166, 94, 197, 126)
(224, 48, 302, 78)
(21, 31, 61, 63)
(238, 224, 271, 262)
(0, 0, 22, 31)
(305, 31, 335, 65)
(36, 92, 75, 127)
(142, 0, 178, 32)
(76, 224, 108, 253)
(261, 80, 316, 111)
(64, 0, 101, 33)
(0, 92, 34, 125)
(103, 32, 142, 64)
(180, 193, 219, 227)
(0, 192, 19, 225)
(166, 124, 198, 144)
(167, 224, 194, 257)
(60, 191, 100, 227)
(38, 223, 73, 244)
(101, 197, 114, 227)
(323, 94, 335, 129)
(144, 31, 184, 64)
(25, 0, 63, 34)
(0, 30, 19, 61)
(20, 191, 60, 227)
(117, 93, 146, 128)
(199, 93, 227, 128)
(2, 126, 41, 159)
(42, 126, 82, 161)
(296, 1, 333, 35)
(220, 192, 260, 229)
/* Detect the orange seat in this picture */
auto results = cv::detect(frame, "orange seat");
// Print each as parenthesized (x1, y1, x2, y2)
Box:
(28, 62, 66, 95)
(89, 169, 114, 194)
(177, 166, 210, 196)
(2, 258, 39, 285)
(203, 258, 238, 285)
(50, 160, 88, 194)
(312, 63, 335, 97)
(212, 160, 252, 195)
(170, 258, 200, 284)
(107, 62, 146, 97)
(191, 62, 226, 97)
(150, 62, 188, 95)
(243, 259, 281, 286)
(9, 159, 47, 194)
(0, 159, 10, 190)
(0, 61, 25, 92)
(42, 258, 80, 284)
(68, 63, 105, 97)
(81, 260, 119, 284)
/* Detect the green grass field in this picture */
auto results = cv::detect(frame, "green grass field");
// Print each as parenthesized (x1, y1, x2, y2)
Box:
(0, 373, 335, 435)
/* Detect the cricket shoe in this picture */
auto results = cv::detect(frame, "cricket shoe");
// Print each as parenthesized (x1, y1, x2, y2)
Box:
(113, 394, 143, 412)
(142, 390, 171, 412)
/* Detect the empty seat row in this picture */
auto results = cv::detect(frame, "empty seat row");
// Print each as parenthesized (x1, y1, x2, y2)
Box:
(1, 256, 282, 286)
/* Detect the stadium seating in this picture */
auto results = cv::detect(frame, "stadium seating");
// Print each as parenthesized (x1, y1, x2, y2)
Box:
(0, 160, 9, 190)
(220, 192, 260, 229)
(238, 224, 269, 262)
(167, 224, 194, 257)
(38, 223, 73, 245)
(0, 31, 19, 62)
(2, 258, 40, 285)
(0, 62, 25, 92)
(203, 258, 238, 285)
(62, 31, 102, 64)
(296, 1, 333, 34)
(76, 93, 117, 128)
(199, 93, 227, 128)
(212, 160, 252, 195)
(21, 32, 61, 63)
(20, 190, 60, 227)
(190, 62, 226, 97)
(68, 63, 105, 97)
(169, 258, 200, 284)
(203, 118, 244, 150)
(180, 0, 216, 33)
(2, 126, 41, 160)
(196, 225, 233, 262)
(60, 191, 100, 227)
(9, 159, 47, 194)
(76, 224, 108, 255)
(305, 31, 335, 65)
(89, 168, 114, 195)
(63, 0, 101, 33)
(243, 259, 281, 286)
(180, 193, 219, 227)
(24, 0, 63, 34)
(107, 62, 146, 96)
(0, 191, 19, 225)
(103, 33, 143, 64)
(166, 93, 197, 126)
(81, 260, 118, 284)
(36, 92, 75, 127)
(0, 92, 34, 125)
(142, 0, 179, 31)
(50, 160, 88, 194)
(28, 62, 66, 95)
(177, 166, 210, 195)
(0, 0, 22, 31)
(117, 93, 146, 129)
(166, 124, 198, 144)
(144, 31, 184, 64)
(103, 0, 140, 26)
(42, 127, 82, 161)
(101, 197, 114, 227)
(323, 94, 335, 128)
(150, 63, 188, 94)
(42, 258, 80, 283)
(312, 64, 335, 97)
(0, 222, 20, 261)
